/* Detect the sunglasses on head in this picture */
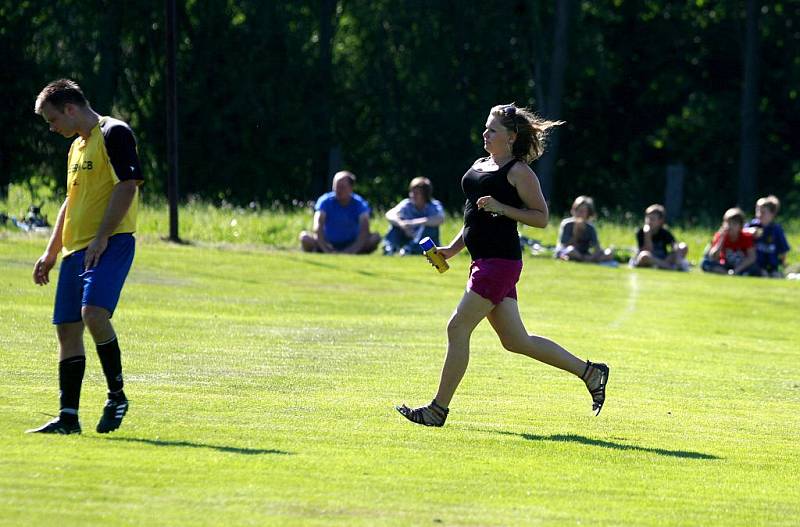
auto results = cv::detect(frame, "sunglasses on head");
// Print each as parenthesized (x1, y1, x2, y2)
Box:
(502, 105, 518, 134)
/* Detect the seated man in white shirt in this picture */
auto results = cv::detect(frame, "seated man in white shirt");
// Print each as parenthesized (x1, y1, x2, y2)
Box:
(383, 177, 445, 255)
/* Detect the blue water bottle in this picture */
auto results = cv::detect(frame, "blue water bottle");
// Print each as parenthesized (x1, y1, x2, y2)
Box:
(419, 237, 449, 273)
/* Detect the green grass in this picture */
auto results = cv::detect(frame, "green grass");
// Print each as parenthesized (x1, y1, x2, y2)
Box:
(3, 181, 798, 266)
(1, 232, 799, 526)
(120, 201, 800, 267)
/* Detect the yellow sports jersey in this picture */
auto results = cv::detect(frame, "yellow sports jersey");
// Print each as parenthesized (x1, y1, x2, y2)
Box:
(62, 116, 144, 255)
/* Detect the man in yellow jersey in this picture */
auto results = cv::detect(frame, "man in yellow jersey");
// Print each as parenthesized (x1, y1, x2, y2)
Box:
(27, 79, 143, 435)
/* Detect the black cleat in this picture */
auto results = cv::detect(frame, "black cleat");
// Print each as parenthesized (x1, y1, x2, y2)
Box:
(26, 416, 82, 435)
(96, 397, 129, 434)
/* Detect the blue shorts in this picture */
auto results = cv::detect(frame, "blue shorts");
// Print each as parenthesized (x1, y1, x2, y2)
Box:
(53, 233, 136, 325)
(330, 238, 355, 251)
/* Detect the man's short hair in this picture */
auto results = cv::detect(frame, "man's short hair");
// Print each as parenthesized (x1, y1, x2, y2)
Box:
(409, 177, 433, 202)
(333, 170, 356, 187)
(756, 195, 780, 215)
(35, 79, 88, 115)
(645, 204, 666, 219)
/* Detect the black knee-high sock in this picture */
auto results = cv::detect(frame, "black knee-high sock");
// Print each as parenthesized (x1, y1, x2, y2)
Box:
(96, 337, 124, 395)
(59, 356, 86, 418)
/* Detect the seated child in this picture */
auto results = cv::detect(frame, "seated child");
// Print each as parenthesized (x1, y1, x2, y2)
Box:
(631, 204, 689, 270)
(383, 177, 445, 255)
(701, 207, 759, 276)
(555, 195, 614, 263)
(745, 195, 790, 277)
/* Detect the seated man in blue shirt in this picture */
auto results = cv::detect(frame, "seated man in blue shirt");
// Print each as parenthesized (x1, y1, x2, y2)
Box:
(299, 171, 381, 254)
(383, 177, 445, 255)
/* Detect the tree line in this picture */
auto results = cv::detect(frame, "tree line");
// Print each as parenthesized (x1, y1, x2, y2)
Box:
(2, 0, 799, 221)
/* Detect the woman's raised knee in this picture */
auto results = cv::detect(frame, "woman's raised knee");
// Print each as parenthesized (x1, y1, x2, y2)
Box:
(500, 338, 528, 354)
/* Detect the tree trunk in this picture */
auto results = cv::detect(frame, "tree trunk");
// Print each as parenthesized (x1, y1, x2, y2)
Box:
(534, 0, 572, 202)
(665, 163, 686, 223)
(737, 0, 760, 207)
(95, 0, 122, 115)
(314, 0, 338, 194)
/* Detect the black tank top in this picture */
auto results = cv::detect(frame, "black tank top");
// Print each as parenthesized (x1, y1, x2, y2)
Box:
(462, 157, 525, 260)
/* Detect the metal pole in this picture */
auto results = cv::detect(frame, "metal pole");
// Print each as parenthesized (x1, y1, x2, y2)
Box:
(166, 0, 180, 242)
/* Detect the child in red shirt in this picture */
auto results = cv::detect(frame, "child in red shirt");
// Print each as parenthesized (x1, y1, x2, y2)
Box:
(701, 207, 759, 276)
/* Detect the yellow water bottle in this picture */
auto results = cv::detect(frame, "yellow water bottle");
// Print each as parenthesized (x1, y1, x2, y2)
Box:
(419, 237, 449, 273)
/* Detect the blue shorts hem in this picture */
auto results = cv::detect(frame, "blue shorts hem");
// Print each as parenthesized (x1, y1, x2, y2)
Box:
(52, 234, 135, 324)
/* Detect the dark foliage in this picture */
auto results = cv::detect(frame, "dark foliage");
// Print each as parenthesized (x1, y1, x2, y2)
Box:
(2, 1, 798, 220)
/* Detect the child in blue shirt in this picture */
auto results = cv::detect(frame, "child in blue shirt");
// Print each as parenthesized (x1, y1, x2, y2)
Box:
(745, 195, 791, 277)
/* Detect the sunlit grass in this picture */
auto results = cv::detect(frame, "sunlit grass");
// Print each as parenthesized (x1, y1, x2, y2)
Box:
(1, 236, 798, 526)
(2, 182, 798, 266)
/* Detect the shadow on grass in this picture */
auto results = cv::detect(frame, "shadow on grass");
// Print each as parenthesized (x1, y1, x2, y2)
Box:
(282, 254, 423, 284)
(283, 254, 343, 271)
(159, 236, 194, 246)
(495, 431, 720, 460)
(100, 436, 292, 456)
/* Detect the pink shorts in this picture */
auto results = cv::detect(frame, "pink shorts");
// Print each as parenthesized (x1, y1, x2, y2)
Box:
(467, 258, 523, 305)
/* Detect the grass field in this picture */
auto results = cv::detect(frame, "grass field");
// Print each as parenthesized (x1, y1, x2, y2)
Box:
(1, 230, 799, 526)
(3, 181, 799, 266)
